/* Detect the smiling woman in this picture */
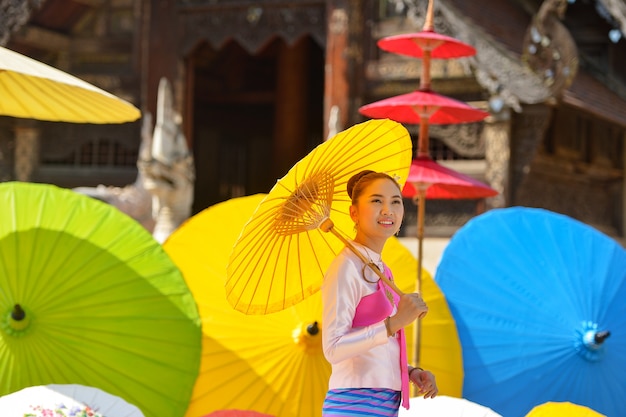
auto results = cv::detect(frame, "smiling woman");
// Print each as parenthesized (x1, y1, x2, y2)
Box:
(321, 170, 437, 417)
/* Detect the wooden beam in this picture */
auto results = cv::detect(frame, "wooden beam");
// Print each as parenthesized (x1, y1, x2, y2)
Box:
(70, 0, 105, 7)
(12, 26, 70, 51)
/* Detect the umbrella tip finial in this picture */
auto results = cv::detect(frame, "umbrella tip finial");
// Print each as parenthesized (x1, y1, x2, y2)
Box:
(293, 321, 322, 353)
(11, 304, 25, 321)
(594, 330, 611, 345)
(307, 321, 319, 336)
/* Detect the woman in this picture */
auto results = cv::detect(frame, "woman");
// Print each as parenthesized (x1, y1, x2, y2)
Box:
(322, 170, 438, 416)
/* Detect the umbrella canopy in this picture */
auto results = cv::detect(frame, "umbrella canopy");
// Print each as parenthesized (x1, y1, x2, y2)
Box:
(358, 89, 489, 126)
(225, 119, 413, 315)
(206, 412, 274, 417)
(402, 156, 498, 200)
(0, 182, 201, 417)
(378, 31, 476, 59)
(0, 384, 145, 417)
(525, 401, 606, 417)
(163, 194, 463, 417)
(435, 207, 626, 417)
(0, 45, 140, 123)
(398, 395, 502, 417)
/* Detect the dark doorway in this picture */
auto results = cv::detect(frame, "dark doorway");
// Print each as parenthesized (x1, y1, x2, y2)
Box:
(189, 36, 324, 213)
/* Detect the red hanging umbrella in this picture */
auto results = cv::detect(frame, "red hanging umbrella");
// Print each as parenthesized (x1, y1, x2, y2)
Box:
(401, 155, 497, 292)
(359, 89, 489, 125)
(402, 156, 499, 200)
(376, 0, 475, 90)
(378, 31, 476, 60)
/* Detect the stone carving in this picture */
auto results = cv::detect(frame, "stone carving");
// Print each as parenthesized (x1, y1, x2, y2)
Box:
(521, 0, 579, 98)
(74, 77, 194, 243)
(139, 78, 195, 243)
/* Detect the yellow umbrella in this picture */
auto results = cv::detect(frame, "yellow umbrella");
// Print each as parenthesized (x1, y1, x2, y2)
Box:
(163, 194, 463, 417)
(226, 119, 413, 315)
(0, 45, 140, 123)
(525, 402, 606, 417)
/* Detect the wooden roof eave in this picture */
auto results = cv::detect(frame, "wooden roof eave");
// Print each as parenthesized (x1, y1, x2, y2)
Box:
(598, 0, 626, 35)
(439, 0, 626, 128)
(437, 0, 550, 113)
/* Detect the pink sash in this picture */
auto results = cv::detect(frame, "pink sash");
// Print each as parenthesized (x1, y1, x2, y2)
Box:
(351, 265, 410, 410)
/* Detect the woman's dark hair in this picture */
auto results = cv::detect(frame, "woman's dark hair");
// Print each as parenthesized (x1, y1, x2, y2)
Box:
(347, 170, 401, 204)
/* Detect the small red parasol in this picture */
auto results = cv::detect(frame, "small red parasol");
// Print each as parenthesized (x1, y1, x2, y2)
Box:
(402, 156, 499, 200)
(359, 89, 489, 125)
(376, 0, 475, 89)
(378, 31, 476, 60)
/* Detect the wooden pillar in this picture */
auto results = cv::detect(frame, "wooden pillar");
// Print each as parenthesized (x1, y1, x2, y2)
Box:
(273, 38, 310, 180)
(0, 119, 15, 182)
(484, 108, 512, 209)
(14, 121, 40, 182)
(622, 130, 626, 239)
(324, 0, 350, 140)
(142, 0, 180, 122)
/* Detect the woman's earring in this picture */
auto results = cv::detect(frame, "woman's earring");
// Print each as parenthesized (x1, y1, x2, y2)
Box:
(353, 221, 359, 233)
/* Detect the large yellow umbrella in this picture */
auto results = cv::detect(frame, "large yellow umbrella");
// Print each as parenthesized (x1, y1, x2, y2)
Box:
(525, 402, 606, 417)
(0, 45, 140, 123)
(163, 194, 463, 417)
(226, 119, 413, 315)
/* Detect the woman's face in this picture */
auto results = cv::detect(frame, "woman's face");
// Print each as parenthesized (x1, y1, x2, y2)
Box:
(350, 177, 404, 242)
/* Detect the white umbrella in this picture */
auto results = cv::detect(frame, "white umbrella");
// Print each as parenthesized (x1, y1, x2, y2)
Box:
(0, 384, 145, 417)
(0, 45, 140, 123)
(399, 395, 503, 417)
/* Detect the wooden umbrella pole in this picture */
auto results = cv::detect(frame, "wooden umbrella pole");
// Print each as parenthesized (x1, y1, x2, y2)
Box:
(423, 0, 435, 31)
(416, 187, 426, 291)
(417, 114, 431, 157)
(410, 185, 427, 381)
(420, 0, 435, 91)
(420, 50, 432, 91)
(320, 217, 405, 296)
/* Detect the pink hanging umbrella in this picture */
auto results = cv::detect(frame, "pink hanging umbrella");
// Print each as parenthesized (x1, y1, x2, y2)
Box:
(402, 156, 498, 200)
(378, 31, 476, 60)
(359, 89, 489, 125)
(401, 155, 497, 298)
(377, 0, 475, 89)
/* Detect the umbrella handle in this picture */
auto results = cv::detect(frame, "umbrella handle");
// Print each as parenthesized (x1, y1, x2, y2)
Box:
(320, 218, 405, 296)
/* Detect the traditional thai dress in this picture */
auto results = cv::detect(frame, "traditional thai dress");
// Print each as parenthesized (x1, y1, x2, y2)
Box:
(321, 245, 410, 417)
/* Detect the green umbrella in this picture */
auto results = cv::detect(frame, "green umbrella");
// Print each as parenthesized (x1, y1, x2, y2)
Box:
(0, 182, 201, 417)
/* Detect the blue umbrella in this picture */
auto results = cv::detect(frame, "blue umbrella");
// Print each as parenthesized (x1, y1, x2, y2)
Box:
(435, 207, 626, 417)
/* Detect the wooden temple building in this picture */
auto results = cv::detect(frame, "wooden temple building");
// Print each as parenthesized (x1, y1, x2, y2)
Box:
(2, 0, 626, 241)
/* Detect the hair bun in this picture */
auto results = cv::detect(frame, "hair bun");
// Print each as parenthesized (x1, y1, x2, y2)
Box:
(347, 170, 375, 199)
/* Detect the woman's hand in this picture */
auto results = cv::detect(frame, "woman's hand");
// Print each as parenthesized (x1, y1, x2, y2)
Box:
(410, 368, 438, 399)
(388, 293, 428, 332)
